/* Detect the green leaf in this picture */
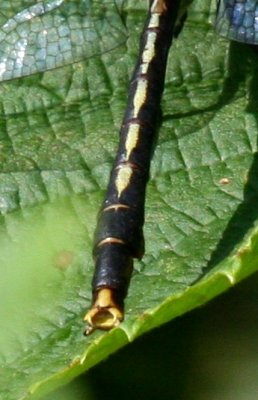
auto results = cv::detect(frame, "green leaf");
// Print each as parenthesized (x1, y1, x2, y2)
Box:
(1, 0, 258, 398)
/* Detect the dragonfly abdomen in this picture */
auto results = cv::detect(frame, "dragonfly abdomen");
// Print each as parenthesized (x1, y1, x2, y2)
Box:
(84, 0, 181, 334)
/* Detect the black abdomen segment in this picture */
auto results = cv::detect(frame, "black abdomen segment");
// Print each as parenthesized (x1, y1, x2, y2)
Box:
(84, 0, 181, 334)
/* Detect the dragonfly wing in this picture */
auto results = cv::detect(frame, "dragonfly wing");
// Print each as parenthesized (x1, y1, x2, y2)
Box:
(0, 0, 127, 82)
(215, 0, 258, 44)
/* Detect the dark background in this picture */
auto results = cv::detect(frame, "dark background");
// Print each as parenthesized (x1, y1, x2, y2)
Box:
(46, 271, 258, 400)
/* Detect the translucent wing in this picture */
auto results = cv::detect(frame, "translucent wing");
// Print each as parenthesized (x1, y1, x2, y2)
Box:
(0, 0, 126, 82)
(215, 0, 258, 44)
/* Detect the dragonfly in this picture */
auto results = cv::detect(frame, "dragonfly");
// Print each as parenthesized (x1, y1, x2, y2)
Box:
(0, 0, 256, 334)
(85, 0, 258, 334)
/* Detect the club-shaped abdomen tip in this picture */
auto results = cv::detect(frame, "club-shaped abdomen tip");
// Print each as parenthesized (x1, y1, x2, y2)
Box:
(83, 288, 124, 335)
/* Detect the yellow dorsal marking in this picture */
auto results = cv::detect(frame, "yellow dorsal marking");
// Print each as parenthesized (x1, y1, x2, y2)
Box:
(97, 288, 114, 308)
(151, 0, 167, 13)
(141, 31, 157, 74)
(115, 165, 133, 198)
(133, 79, 148, 117)
(149, 13, 160, 28)
(132, 1, 164, 117)
(125, 124, 140, 160)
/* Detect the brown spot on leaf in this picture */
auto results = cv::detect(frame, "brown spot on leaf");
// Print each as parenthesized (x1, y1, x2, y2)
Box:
(53, 250, 74, 271)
